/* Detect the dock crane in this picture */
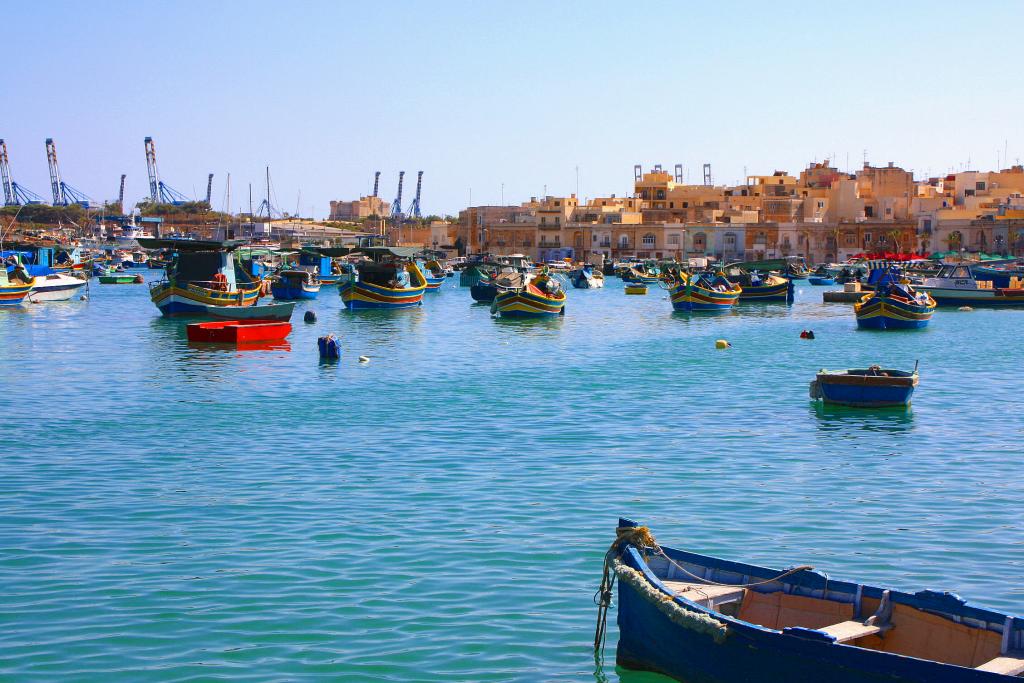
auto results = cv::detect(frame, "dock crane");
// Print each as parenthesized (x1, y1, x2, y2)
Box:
(389, 171, 405, 222)
(205, 173, 214, 205)
(255, 166, 278, 218)
(372, 171, 380, 197)
(406, 170, 423, 219)
(118, 174, 126, 211)
(45, 138, 92, 207)
(143, 136, 190, 205)
(0, 140, 45, 205)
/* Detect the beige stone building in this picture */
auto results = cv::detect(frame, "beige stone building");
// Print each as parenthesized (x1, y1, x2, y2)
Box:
(329, 196, 391, 221)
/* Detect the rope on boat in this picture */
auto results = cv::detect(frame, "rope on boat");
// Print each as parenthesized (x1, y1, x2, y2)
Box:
(594, 525, 815, 655)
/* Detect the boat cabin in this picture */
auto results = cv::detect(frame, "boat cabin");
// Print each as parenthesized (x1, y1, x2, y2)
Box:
(139, 238, 255, 291)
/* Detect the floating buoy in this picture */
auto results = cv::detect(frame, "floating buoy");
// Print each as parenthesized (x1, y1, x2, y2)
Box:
(317, 334, 341, 360)
(304, 310, 317, 323)
(358, 355, 370, 363)
(80, 294, 88, 301)
(806, 330, 815, 340)
(715, 339, 731, 349)
(800, 330, 808, 339)
(959, 306, 973, 312)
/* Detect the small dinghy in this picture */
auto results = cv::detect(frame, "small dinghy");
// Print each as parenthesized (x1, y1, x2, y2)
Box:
(601, 519, 1024, 683)
(624, 283, 648, 295)
(186, 319, 292, 345)
(810, 364, 918, 407)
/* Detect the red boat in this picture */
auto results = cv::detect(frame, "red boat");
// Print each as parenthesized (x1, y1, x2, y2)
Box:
(186, 319, 292, 344)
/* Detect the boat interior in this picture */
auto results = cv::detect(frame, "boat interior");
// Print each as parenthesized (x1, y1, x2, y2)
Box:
(641, 549, 1024, 676)
(358, 260, 422, 289)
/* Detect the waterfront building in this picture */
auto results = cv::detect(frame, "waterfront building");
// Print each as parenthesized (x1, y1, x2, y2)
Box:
(329, 195, 390, 221)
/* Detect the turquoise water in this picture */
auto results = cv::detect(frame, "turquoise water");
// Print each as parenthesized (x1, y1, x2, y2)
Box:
(3, 273, 1023, 681)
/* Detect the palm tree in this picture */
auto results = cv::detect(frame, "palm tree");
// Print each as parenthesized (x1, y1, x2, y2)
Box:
(887, 229, 901, 255)
(948, 231, 962, 253)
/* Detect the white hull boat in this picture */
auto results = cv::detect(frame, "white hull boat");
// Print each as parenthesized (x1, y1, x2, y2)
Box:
(27, 273, 87, 302)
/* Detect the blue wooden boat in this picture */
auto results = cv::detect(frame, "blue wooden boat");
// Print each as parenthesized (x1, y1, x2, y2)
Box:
(270, 269, 320, 300)
(810, 365, 918, 407)
(421, 260, 447, 290)
(808, 275, 836, 285)
(855, 268, 936, 330)
(570, 264, 605, 289)
(491, 271, 565, 317)
(605, 518, 1024, 683)
(297, 249, 343, 285)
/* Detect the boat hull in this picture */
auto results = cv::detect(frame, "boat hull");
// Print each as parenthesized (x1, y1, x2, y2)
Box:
(27, 275, 86, 302)
(669, 283, 740, 312)
(737, 279, 794, 302)
(424, 275, 445, 290)
(491, 289, 565, 317)
(855, 297, 934, 330)
(919, 286, 1024, 307)
(186, 320, 292, 344)
(813, 372, 917, 407)
(808, 277, 836, 286)
(0, 281, 33, 306)
(339, 280, 425, 310)
(270, 283, 320, 300)
(150, 283, 262, 316)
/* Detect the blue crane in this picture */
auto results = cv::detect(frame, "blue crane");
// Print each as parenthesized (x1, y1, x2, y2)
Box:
(405, 171, 423, 219)
(372, 171, 380, 197)
(45, 138, 92, 207)
(1, 139, 46, 205)
(389, 171, 405, 222)
(144, 136, 190, 205)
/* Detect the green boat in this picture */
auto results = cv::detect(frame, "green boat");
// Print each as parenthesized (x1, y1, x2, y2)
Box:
(98, 272, 142, 284)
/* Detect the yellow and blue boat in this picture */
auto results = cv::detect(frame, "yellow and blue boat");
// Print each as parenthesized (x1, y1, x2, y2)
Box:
(0, 268, 34, 306)
(668, 271, 741, 312)
(141, 238, 262, 316)
(723, 266, 794, 303)
(491, 271, 565, 318)
(339, 247, 427, 310)
(624, 283, 648, 295)
(855, 269, 936, 330)
(422, 259, 447, 290)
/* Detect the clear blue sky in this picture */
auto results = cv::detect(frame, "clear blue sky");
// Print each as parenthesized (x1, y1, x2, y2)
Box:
(5, 0, 1023, 217)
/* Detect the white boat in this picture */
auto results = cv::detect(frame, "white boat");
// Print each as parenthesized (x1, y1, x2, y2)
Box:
(917, 263, 1024, 307)
(27, 272, 87, 302)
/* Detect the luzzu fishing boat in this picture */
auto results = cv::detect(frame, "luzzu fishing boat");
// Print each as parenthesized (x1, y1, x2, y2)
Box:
(339, 246, 427, 310)
(297, 249, 343, 285)
(490, 271, 565, 318)
(570, 264, 605, 289)
(0, 267, 34, 306)
(667, 271, 741, 312)
(621, 265, 662, 284)
(855, 269, 936, 330)
(624, 283, 648, 295)
(140, 238, 262, 316)
(422, 259, 447, 290)
(722, 264, 794, 302)
(603, 519, 1024, 683)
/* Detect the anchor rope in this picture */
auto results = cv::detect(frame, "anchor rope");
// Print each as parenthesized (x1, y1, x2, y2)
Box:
(594, 525, 814, 655)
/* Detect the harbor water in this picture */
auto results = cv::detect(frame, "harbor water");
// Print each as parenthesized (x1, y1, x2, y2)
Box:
(3, 274, 1023, 681)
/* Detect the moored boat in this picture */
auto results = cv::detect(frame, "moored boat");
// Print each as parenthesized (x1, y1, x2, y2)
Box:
(918, 264, 1024, 307)
(422, 259, 447, 290)
(604, 519, 1024, 683)
(186, 319, 292, 345)
(99, 272, 143, 284)
(27, 272, 87, 301)
(140, 238, 263, 316)
(855, 269, 936, 330)
(491, 271, 565, 318)
(667, 271, 741, 312)
(722, 265, 794, 302)
(810, 365, 918, 407)
(270, 269, 320, 300)
(624, 283, 648, 295)
(0, 268, 33, 306)
(339, 247, 427, 310)
(570, 264, 605, 289)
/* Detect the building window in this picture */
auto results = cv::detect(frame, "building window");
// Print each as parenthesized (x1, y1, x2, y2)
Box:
(693, 233, 706, 251)
(724, 233, 737, 247)
(683, 202, 689, 208)
(864, 232, 872, 244)
(555, 217, 560, 225)
(667, 234, 680, 245)
(619, 235, 629, 248)
(976, 182, 986, 191)
(642, 233, 655, 247)
(541, 217, 546, 224)
(656, 190, 665, 200)
(817, 201, 825, 209)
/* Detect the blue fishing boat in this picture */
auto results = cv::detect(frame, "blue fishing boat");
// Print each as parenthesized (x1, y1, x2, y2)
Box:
(421, 259, 447, 290)
(297, 249, 343, 285)
(270, 269, 320, 300)
(667, 271, 741, 312)
(810, 365, 918, 407)
(491, 271, 565, 317)
(855, 268, 936, 330)
(603, 518, 1024, 683)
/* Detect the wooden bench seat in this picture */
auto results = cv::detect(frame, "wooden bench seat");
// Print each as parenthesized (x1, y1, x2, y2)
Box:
(662, 580, 745, 607)
(819, 619, 891, 643)
(976, 651, 1024, 676)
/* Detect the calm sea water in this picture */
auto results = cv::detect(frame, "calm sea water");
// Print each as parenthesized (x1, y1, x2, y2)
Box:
(2, 272, 1023, 681)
